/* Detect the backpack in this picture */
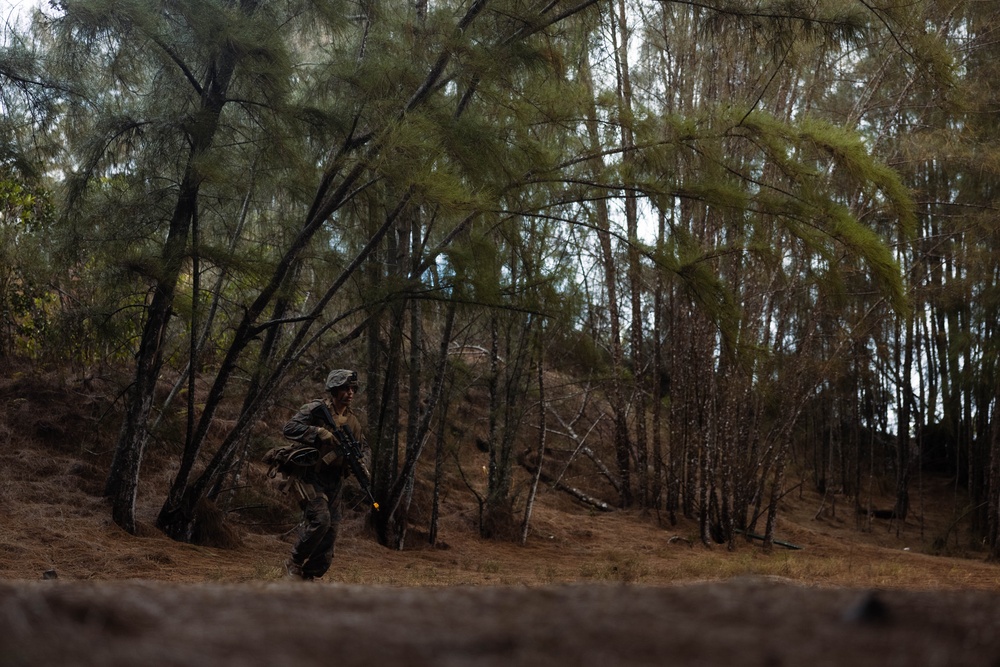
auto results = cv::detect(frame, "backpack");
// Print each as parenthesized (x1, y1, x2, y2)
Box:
(262, 444, 320, 479)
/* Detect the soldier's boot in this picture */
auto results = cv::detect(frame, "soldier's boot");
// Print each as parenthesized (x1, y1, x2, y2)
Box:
(284, 559, 306, 580)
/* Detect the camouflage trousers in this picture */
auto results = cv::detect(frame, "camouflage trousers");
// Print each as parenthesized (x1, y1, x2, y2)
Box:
(289, 485, 342, 580)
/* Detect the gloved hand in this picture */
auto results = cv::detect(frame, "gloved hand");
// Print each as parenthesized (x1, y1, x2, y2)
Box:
(317, 429, 340, 466)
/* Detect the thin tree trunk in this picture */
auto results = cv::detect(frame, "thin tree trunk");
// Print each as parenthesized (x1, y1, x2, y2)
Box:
(521, 328, 546, 545)
(613, 0, 647, 509)
(105, 0, 261, 533)
(385, 268, 459, 550)
(988, 390, 1000, 559)
(895, 302, 914, 522)
(579, 43, 631, 508)
(651, 209, 666, 515)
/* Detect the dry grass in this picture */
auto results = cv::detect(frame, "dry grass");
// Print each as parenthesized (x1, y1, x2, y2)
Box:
(7, 366, 1000, 667)
(1, 364, 999, 592)
(6, 482, 998, 592)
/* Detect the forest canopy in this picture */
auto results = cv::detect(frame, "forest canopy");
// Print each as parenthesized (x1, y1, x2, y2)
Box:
(2, 0, 998, 557)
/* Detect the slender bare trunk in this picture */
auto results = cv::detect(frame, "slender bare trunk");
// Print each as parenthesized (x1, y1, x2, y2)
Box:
(579, 43, 631, 508)
(521, 329, 546, 545)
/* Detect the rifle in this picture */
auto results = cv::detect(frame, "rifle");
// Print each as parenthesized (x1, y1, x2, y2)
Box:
(315, 403, 379, 511)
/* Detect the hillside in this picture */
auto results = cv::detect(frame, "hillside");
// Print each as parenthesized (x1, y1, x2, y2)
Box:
(2, 361, 998, 587)
(3, 363, 1000, 666)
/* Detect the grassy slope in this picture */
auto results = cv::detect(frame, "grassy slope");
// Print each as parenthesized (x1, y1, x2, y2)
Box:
(1, 364, 998, 590)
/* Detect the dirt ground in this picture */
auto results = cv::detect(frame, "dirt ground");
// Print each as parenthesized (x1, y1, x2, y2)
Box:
(3, 369, 1000, 665)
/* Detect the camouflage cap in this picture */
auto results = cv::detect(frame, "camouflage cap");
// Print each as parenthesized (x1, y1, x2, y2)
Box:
(325, 369, 360, 392)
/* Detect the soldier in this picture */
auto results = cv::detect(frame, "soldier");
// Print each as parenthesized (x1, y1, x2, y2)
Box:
(280, 369, 370, 581)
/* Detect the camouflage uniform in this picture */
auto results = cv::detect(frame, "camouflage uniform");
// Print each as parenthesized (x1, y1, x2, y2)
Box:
(281, 370, 369, 580)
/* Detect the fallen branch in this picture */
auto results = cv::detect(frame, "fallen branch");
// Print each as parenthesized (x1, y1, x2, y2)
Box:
(546, 408, 618, 494)
(735, 529, 802, 550)
(519, 451, 613, 513)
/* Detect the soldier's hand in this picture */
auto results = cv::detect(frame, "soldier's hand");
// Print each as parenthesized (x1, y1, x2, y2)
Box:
(317, 428, 335, 445)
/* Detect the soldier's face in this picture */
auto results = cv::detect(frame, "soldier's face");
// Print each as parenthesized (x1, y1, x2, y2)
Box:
(332, 385, 356, 410)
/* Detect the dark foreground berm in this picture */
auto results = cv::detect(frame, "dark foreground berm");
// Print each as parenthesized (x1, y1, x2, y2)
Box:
(3, 577, 999, 666)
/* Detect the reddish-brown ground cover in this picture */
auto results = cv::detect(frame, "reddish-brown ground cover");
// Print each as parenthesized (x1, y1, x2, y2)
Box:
(2, 366, 1000, 665)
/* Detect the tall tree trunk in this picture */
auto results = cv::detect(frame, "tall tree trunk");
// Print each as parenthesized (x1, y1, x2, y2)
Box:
(105, 0, 260, 533)
(382, 215, 460, 549)
(482, 315, 506, 538)
(579, 41, 632, 508)
(521, 326, 546, 545)
(894, 299, 915, 521)
(613, 0, 648, 508)
(651, 209, 667, 515)
(428, 301, 458, 547)
(373, 211, 408, 547)
(988, 389, 1000, 559)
